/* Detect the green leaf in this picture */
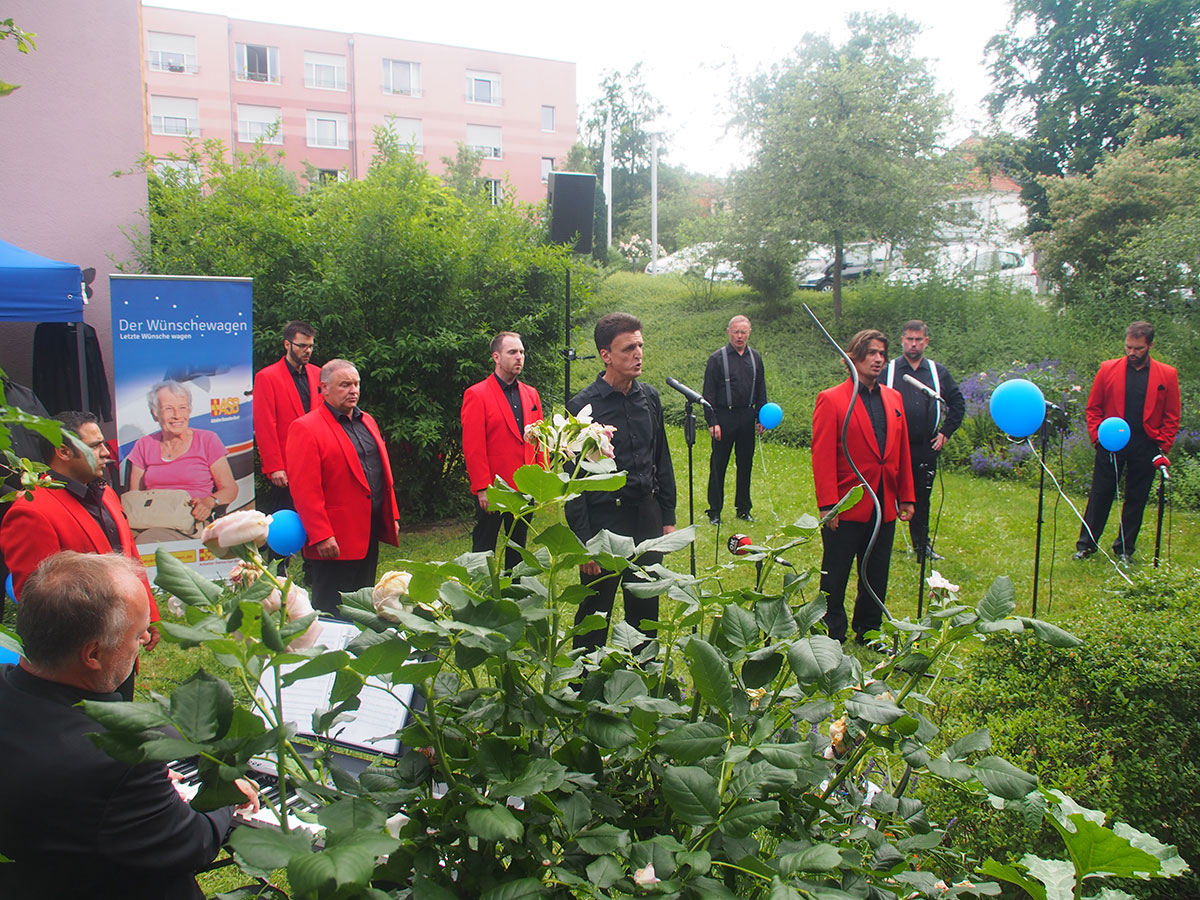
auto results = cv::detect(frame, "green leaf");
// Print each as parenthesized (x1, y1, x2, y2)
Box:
(603, 670, 649, 706)
(974, 756, 1038, 799)
(634, 525, 696, 555)
(493, 758, 568, 798)
(170, 671, 233, 742)
(585, 856, 623, 890)
(582, 712, 638, 749)
(685, 637, 734, 716)
(1021, 855, 1077, 900)
(260, 608, 286, 652)
(1057, 817, 1163, 880)
(663, 765, 722, 825)
(787, 635, 843, 684)
(926, 755, 974, 782)
(288, 842, 378, 898)
(946, 728, 991, 760)
(1016, 617, 1083, 647)
(153, 547, 222, 605)
(720, 604, 759, 649)
(720, 800, 781, 838)
(976, 576, 1016, 622)
(1113, 821, 1190, 878)
(228, 824, 315, 870)
(533, 522, 589, 559)
(980, 858, 1047, 900)
(467, 804, 524, 842)
(755, 597, 798, 639)
(768, 877, 804, 900)
(792, 595, 827, 635)
(742, 648, 784, 688)
(778, 843, 844, 874)
(281, 650, 351, 687)
(845, 691, 906, 725)
(79, 699, 170, 731)
(316, 797, 386, 836)
(574, 823, 630, 855)
(657, 721, 728, 762)
(480, 877, 546, 900)
(512, 464, 566, 503)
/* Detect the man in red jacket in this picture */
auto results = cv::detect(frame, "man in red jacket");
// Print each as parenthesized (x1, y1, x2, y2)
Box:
(0, 411, 161, 697)
(253, 321, 320, 571)
(287, 360, 400, 614)
(460, 331, 544, 568)
(1075, 321, 1180, 562)
(812, 330, 915, 644)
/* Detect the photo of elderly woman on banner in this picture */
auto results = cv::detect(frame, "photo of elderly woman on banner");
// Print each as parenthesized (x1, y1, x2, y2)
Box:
(110, 274, 255, 578)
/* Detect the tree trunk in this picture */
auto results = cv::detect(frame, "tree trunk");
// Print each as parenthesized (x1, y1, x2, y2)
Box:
(832, 230, 844, 323)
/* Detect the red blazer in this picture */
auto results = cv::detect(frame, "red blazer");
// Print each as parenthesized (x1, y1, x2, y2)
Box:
(253, 358, 321, 476)
(1, 484, 160, 620)
(461, 376, 544, 493)
(812, 379, 916, 523)
(1085, 356, 1180, 454)
(286, 404, 400, 560)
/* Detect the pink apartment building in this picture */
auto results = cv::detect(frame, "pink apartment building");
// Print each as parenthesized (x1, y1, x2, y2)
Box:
(142, 7, 578, 204)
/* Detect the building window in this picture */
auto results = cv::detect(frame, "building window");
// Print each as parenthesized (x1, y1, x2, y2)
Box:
(150, 96, 199, 136)
(154, 158, 201, 181)
(466, 70, 501, 105)
(307, 111, 349, 149)
(235, 43, 279, 83)
(304, 51, 346, 91)
(541, 157, 554, 183)
(466, 124, 502, 159)
(385, 116, 423, 154)
(316, 168, 347, 184)
(147, 32, 197, 74)
(541, 105, 555, 132)
(484, 178, 503, 205)
(383, 59, 421, 97)
(237, 104, 282, 143)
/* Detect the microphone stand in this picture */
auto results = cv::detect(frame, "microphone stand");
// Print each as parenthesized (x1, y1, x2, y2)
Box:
(915, 394, 948, 620)
(1154, 469, 1167, 568)
(682, 399, 698, 576)
(1030, 418, 1051, 617)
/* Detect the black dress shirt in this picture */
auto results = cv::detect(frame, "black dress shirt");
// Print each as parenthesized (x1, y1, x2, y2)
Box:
(565, 374, 676, 540)
(61, 474, 122, 551)
(702, 344, 767, 425)
(889, 357, 966, 445)
(1125, 359, 1150, 437)
(289, 360, 312, 411)
(859, 382, 888, 456)
(326, 403, 386, 518)
(495, 373, 524, 433)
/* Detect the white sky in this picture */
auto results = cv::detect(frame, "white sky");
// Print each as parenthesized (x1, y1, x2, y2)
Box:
(150, 0, 1014, 175)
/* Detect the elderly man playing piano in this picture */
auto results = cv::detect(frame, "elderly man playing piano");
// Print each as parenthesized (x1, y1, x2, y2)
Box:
(0, 551, 258, 900)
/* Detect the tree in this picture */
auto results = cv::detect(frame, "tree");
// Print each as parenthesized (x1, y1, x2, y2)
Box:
(733, 13, 957, 319)
(0, 17, 36, 97)
(985, 0, 1200, 230)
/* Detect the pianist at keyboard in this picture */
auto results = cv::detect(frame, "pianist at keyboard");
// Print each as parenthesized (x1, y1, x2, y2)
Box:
(0, 551, 259, 900)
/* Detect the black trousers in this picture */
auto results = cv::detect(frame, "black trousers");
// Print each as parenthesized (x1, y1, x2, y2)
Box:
(907, 447, 939, 552)
(574, 495, 665, 652)
(1077, 435, 1156, 556)
(472, 504, 530, 571)
(309, 530, 380, 616)
(819, 515, 896, 643)
(707, 407, 757, 517)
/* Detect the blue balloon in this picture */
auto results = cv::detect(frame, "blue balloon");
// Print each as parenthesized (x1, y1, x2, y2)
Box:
(759, 402, 783, 430)
(267, 510, 307, 557)
(4, 572, 13, 602)
(1097, 416, 1131, 452)
(0, 646, 18, 665)
(989, 379, 1046, 438)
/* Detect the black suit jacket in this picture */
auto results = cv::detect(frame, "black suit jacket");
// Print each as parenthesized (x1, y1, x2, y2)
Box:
(0, 665, 233, 900)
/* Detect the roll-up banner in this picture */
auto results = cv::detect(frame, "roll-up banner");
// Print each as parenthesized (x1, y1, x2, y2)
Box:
(110, 275, 254, 579)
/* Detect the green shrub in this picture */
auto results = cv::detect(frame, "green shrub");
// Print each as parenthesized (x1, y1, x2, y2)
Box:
(928, 567, 1200, 898)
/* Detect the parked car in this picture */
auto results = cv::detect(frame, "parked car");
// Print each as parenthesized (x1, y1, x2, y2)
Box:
(887, 244, 1038, 291)
(798, 257, 874, 291)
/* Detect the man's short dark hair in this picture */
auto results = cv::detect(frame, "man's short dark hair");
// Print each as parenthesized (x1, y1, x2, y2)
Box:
(17, 551, 140, 669)
(1127, 321, 1155, 344)
(283, 321, 315, 342)
(847, 329, 888, 360)
(490, 331, 520, 355)
(902, 320, 928, 336)
(35, 411, 98, 463)
(594, 313, 642, 352)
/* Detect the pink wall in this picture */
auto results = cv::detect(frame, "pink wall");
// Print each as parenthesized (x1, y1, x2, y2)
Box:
(143, 8, 577, 201)
(0, 0, 149, 424)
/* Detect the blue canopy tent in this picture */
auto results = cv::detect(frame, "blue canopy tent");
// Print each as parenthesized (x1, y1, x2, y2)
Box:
(0, 237, 89, 409)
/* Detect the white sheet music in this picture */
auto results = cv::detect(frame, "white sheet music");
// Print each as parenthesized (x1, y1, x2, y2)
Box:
(256, 620, 415, 757)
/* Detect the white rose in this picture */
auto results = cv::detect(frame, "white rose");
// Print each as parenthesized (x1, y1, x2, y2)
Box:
(633, 863, 659, 886)
(372, 570, 413, 621)
(200, 509, 271, 558)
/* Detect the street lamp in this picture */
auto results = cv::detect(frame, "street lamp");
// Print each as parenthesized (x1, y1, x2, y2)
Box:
(644, 121, 666, 273)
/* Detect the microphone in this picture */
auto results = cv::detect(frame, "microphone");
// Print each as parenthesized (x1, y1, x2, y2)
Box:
(728, 534, 794, 568)
(666, 377, 711, 408)
(1153, 454, 1171, 481)
(901, 373, 941, 401)
(1045, 399, 1065, 412)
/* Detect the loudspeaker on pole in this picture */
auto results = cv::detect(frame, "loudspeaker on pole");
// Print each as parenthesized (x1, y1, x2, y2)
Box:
(548, 171, 596, 255)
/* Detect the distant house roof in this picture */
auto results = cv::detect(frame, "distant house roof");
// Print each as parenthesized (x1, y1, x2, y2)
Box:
(953, 137, 1023, 194)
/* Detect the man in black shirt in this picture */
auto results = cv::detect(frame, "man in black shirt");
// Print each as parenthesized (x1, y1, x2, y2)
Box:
(883, 320, 965, 561)
(702, 315, 768, 524)
(566, 313, 677, 651)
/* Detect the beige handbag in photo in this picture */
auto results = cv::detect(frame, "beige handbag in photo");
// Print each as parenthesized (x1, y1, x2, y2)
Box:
(121, 489, 198, 535)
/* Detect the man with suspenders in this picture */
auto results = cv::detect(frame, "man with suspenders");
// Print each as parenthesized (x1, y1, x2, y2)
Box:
(702, 315, 768, 525)
(884, 320, 964, 561)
